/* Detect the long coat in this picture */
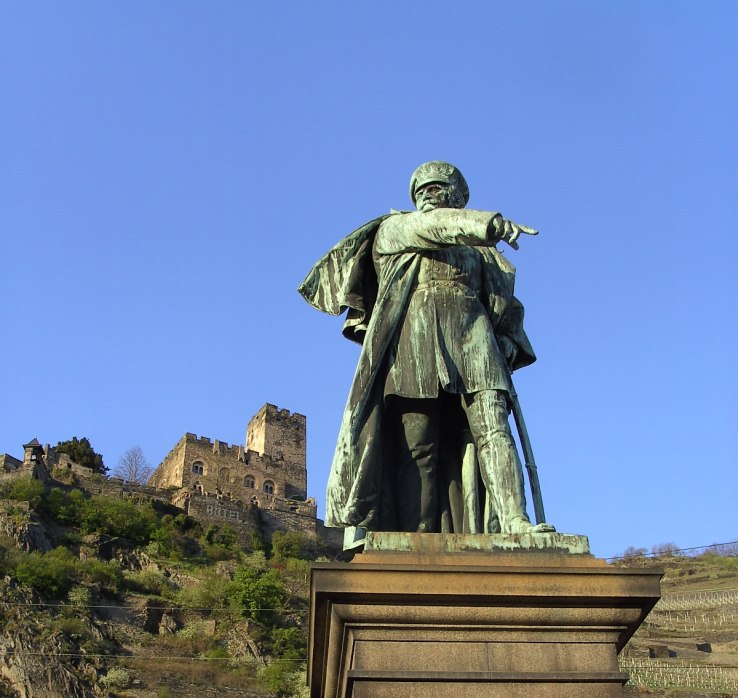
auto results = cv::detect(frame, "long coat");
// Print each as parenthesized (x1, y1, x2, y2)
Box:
(298, 209, 536, 529)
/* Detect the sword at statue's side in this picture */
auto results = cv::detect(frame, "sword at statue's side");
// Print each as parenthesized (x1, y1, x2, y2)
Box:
(507, 377, 546, 525)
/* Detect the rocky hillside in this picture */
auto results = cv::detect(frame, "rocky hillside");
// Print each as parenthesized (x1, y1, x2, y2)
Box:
(0, 475, 319, 697)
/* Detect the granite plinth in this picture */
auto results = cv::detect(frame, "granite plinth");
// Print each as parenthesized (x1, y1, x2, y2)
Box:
(308, 543, 662, 698)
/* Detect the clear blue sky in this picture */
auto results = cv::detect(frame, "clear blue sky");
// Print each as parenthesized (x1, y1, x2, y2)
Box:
(2, 2, 736, 559)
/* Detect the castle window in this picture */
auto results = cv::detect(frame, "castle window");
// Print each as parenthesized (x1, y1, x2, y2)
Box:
(263, 480, 275, 495)
(192, 461, 204, 475)
(244, 475, 255, 488)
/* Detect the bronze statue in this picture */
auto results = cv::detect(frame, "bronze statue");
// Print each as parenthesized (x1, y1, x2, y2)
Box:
(299, 162, 554, 537)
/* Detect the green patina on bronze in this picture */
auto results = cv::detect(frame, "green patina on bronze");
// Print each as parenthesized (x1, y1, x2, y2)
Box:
(363, 531, 591, 556)
(299, 162, 554, 543)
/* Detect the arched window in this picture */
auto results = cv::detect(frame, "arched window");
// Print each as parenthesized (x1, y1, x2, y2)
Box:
(244, 475, 255, 488)
(192, 461, 204, 475)
(263, 480, 275, 495)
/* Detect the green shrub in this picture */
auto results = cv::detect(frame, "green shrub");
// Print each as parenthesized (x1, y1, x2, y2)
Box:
(50, 615, 87, 639)
(41, 488, 87, 526)
(60, 531, 82, 546)
(271, 531, 309, 562)
(270, 626, 306, 659)
(13, 547, 77, 598)
(259, 659, 305, 695)
(78, 558, 123, 594)
(124, 570, 174, 597)
(176, 620, 210, 640)
(176, 574, 229, 611)
(81, 496, 158, 543)
(67, 585, 92, 609)
(1, 476, 45, 508)
(199, 524, 240, 562)
(42, 488, 159, 544)
(150, 515, 202, 560)
(99, 667, 131, 690)
(204, 524, 237, 548)
(227, 567, 285, 625)
(240, 550, 268, 573)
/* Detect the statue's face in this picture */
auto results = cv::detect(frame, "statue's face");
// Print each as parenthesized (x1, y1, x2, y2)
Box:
(414, 182, 462, 211)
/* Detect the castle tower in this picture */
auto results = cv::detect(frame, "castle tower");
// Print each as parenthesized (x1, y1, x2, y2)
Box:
(246, 404, 307, 500)
(23, 438, 44, 466)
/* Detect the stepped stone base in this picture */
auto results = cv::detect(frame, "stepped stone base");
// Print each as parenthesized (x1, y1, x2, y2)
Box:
(308, 537, 662, 698)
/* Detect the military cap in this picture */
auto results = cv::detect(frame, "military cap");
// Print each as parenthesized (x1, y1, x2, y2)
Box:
(409, 161, 469, 206)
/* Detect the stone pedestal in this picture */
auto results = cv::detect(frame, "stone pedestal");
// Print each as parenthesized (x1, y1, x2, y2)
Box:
(308, 535, 661, 697)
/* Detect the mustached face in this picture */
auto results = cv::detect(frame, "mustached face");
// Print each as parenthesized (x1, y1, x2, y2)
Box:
(414, 182, 463, 211)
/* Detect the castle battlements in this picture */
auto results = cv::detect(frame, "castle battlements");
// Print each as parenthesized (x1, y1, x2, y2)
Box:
(181, 434, 250, 461)
(261, 404, 306, 424)
(148, 404, 312, 536)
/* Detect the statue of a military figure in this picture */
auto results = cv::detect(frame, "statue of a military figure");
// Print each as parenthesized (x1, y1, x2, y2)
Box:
(299, 161, 555, 537)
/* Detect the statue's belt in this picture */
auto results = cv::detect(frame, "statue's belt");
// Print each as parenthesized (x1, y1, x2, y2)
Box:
(412, 279, 480, 294)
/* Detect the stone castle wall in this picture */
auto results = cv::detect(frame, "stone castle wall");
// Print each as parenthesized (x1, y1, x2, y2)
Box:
(0, 454, 23, 473)
(150, 434, 298, 504)
(148, 437, 187, 490)
(172, 491, 262, 549)
(74, 473, 172, 505)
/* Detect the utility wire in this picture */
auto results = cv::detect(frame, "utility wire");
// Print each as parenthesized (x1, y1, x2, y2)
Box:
(1, 602, 308, 612)
(0, 651, 307, 661)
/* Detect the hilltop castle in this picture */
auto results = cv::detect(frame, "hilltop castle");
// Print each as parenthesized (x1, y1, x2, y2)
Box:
(1, 404, 341, 553)
(149, 403, 340, 548)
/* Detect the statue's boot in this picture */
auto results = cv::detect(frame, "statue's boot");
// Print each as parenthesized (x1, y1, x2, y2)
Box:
(465, 389, 557, 535)
(507, 517, 556, 534)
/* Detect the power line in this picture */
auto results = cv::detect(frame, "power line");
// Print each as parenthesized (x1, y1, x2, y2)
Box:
(3, 600, 307, 613)
(0, 651, 307, 661)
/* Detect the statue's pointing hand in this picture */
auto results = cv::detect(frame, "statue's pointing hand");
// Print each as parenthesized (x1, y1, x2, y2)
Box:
(494, 215, 539, 250)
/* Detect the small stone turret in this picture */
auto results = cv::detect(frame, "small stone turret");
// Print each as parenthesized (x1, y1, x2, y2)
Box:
(23, 438, 44, 466)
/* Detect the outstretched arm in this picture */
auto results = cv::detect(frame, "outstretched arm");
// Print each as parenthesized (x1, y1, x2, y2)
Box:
(374, 209, 537, 254)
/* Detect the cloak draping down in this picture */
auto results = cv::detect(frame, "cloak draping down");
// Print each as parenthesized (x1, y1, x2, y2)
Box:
(298, 213, 536, 529)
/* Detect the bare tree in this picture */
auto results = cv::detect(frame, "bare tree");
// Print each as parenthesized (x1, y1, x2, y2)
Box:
(114, 446, 153, 484)
(651, 542, 680, 558)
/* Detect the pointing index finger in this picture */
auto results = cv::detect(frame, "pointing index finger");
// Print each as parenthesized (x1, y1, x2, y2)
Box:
(519, 224, 539, 236)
